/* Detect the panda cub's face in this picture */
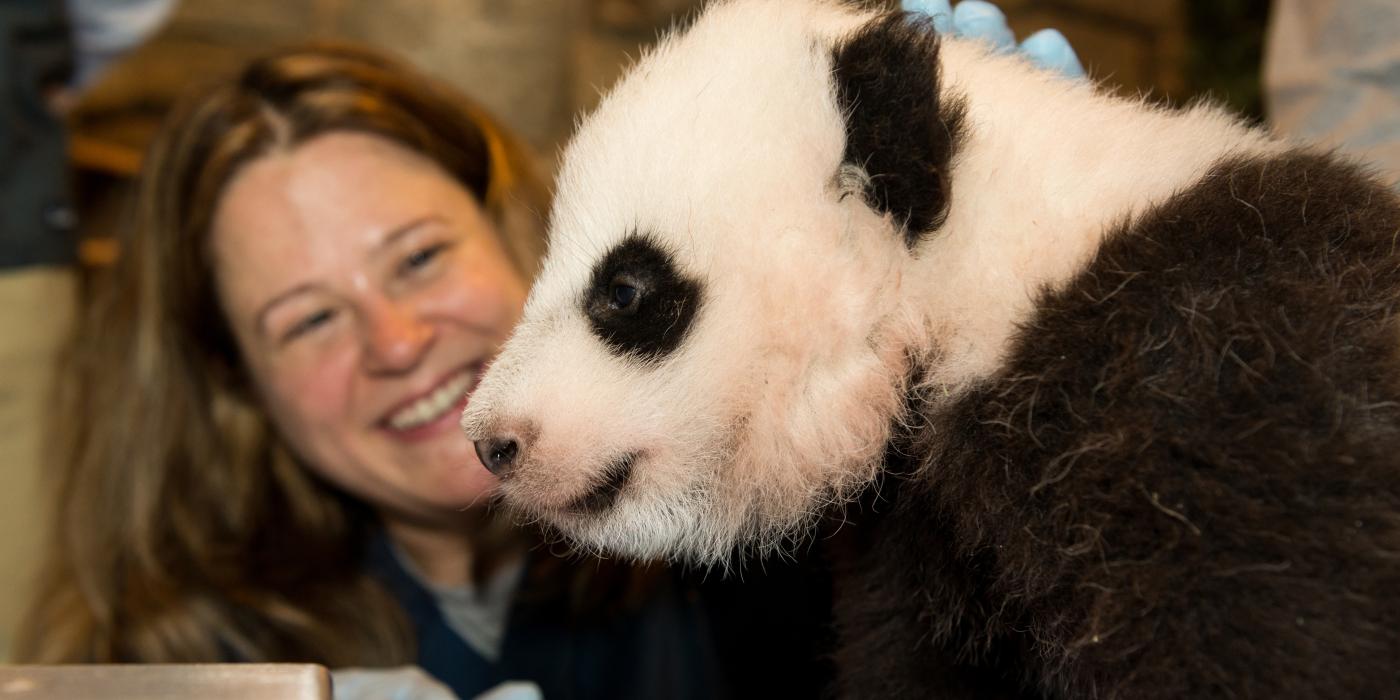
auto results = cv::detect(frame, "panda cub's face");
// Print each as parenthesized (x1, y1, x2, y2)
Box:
(461, 1, 949, 564)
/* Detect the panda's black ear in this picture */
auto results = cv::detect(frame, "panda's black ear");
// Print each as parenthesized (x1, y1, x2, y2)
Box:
(832, 12, 966, 247)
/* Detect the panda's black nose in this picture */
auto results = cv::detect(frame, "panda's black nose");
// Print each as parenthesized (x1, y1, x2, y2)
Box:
(475, 436, 520, 475)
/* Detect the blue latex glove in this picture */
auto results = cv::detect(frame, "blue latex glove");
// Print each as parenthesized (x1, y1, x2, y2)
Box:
(901, 0, 1086, 79)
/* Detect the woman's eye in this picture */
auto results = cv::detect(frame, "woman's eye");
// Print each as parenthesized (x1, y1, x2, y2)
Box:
(610, 281, 639, 311)
(402, 243, 448, 274)
(284, 308, 336, 343)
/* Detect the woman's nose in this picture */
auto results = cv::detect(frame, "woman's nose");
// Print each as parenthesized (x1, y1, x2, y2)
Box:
(362, 299, 435, 373)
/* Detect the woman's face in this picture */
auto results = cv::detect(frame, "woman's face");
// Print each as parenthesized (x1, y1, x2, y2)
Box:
(212, 131, 528, 525)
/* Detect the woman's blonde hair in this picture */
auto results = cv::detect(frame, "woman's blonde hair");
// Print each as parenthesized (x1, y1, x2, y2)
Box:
(17, 42, 550, 665)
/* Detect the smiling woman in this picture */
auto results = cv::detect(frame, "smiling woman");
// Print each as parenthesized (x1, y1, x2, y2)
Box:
(14, 43, 727, 700)
(211, 132, 527, 542)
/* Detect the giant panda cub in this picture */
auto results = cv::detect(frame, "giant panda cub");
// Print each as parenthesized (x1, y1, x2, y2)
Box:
(461, 0, 1400, 696)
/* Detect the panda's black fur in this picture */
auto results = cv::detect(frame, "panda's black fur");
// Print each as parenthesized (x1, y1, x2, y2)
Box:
(833, 12, 965, 245)
(835, 151, 1400, 698)
(822, 11, 1400, 700)
(584, 234, 704, 363)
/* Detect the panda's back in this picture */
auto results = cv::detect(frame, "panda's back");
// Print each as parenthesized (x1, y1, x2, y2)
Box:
(841, 149, 1400, 698)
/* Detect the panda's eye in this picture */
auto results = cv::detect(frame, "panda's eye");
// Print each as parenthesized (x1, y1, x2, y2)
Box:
(584, 235, 703, 362)
(609, 278, 640, 312)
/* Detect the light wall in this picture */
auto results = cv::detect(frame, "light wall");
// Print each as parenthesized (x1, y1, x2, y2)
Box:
(0, 270, 75, 661)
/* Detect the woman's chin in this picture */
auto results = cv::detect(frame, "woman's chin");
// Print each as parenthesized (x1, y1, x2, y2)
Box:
(406, 454, 498, 512)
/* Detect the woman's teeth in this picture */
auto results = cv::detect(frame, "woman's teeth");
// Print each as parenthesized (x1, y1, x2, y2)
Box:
(387, 370, 475, 431)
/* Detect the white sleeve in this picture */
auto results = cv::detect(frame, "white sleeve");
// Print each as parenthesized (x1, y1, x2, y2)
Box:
(63, 0, 176, 88)
(330, 666, 461, 700)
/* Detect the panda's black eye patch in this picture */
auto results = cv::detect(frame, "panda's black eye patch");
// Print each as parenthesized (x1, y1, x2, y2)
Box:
(584, 235, 702, 362)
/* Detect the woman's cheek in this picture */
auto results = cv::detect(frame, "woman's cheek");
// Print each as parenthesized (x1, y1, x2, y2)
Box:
(427, 263, 527, 334)
(262, 342, 362, 431)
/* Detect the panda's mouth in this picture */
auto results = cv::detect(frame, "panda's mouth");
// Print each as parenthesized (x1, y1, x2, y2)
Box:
(565, 452, 638, 515)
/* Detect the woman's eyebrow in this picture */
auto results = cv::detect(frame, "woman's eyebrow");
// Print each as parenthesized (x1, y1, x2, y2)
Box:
(374, 215, 446, 253)
(254, 282, 319, 337)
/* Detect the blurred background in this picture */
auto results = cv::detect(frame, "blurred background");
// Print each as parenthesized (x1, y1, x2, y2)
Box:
(0, 0, 1309, 661)
(57, 0, 1275, 282)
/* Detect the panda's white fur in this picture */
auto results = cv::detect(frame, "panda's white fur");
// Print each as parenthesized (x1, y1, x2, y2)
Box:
(462, 0, 1280, 565)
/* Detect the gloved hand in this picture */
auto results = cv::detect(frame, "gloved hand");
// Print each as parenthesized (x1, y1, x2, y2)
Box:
(474, 681, 545, 700)
(330, 666, 459, 700)
(330, 667, 544, 700)
(901, 0, 1086, 79)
